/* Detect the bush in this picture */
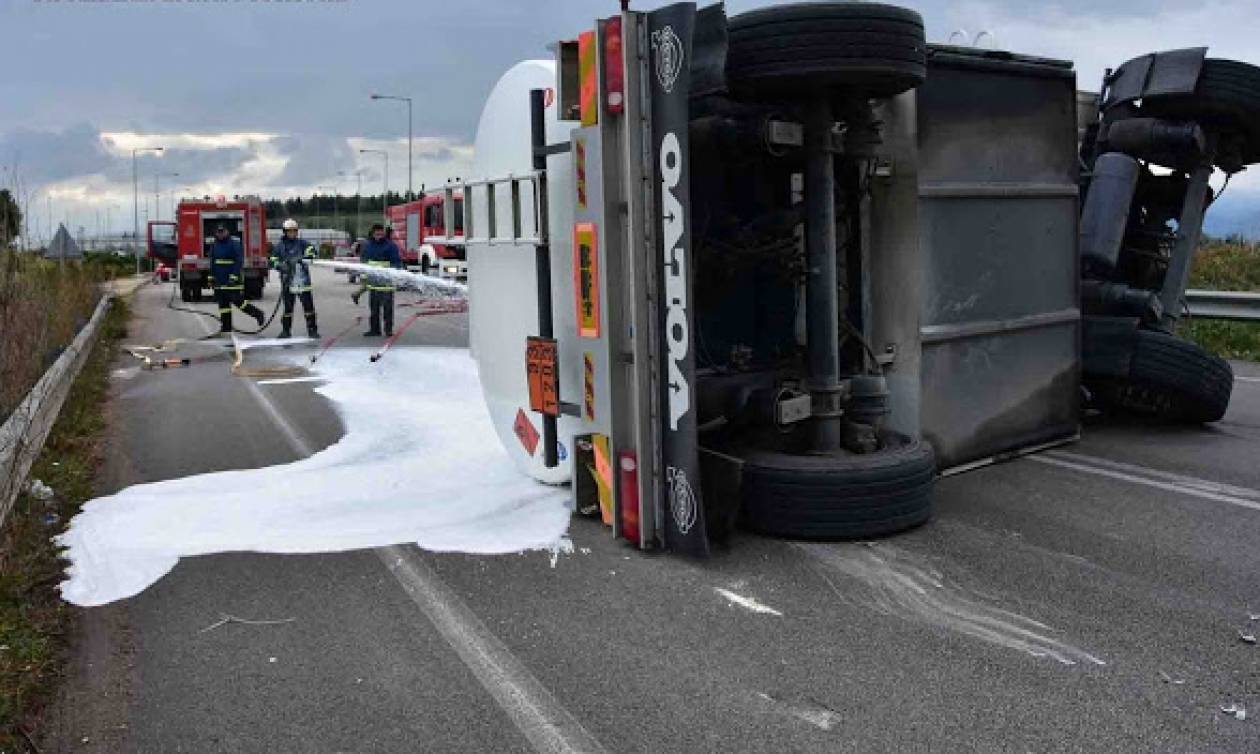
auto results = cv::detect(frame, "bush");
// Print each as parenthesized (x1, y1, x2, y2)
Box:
(0, 253, 110, 423)
(1180, 240, 1260, 362)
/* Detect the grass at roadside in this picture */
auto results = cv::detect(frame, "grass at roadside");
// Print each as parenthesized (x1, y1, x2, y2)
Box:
(0, 297, 128, 752)
(0, 251, 125, 424)
(1181, 240, 1260, 362)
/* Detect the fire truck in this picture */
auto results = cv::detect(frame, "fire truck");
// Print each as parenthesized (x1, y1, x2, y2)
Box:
(148, 197, 270, 302)
(386, 193, 466, 279)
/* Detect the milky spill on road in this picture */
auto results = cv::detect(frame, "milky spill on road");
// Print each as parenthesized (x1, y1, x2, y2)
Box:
(798, 542, 1106, 666)
(57, 346, 570, 607)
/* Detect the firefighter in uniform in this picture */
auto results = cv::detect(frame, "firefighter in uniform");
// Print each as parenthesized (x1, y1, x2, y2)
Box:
(209, 224, 266, 334)
(360, 223, 402, 337)
(270, 218, 319, 339)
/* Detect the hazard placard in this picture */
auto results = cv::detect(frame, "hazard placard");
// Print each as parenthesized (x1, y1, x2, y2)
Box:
(514, 408, 540, 456)
(573, 223, 599, 338)
(583, 351, 596, 421)
(525, 336, 560, 417)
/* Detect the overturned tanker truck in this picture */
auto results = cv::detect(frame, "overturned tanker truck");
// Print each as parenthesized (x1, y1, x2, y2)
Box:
(425, 2, 1253, 555)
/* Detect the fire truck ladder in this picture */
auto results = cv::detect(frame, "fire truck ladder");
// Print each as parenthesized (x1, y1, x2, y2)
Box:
(423, 89, 566, 469)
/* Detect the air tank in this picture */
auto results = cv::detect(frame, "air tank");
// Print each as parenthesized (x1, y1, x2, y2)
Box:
(1079, 152, 1140, 272)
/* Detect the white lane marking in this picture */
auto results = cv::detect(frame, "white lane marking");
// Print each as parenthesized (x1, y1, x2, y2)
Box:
(714, 588, 783, 617)
(1046, 451, 1260, 502)
(1031, 453, 1260, 513)
(257, 376, 325, 386)
(243, 378, 316, 456)
(378, 545, 609, 754)
(195, 317, 315, 457)
(1236, 376, 1260, 384)
(199, 309, 600, 753)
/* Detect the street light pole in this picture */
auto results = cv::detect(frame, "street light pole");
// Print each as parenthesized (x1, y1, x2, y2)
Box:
(370, 93, 413, 200)
(359, 148, 389, 222)
(133, 146, 164, 275)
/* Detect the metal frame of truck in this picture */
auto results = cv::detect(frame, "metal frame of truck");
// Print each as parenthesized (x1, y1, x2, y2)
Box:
(431, 3, 1086, 555)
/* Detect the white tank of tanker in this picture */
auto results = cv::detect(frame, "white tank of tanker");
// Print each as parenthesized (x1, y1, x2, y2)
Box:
(466, 59, 579, 486)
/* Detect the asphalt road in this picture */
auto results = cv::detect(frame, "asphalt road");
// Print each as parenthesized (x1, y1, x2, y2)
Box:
(43, 268, 1260, 752)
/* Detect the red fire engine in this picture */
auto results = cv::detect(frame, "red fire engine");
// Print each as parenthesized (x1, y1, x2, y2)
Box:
(149, 197, 270, 302)
(385, 193, 466, 279)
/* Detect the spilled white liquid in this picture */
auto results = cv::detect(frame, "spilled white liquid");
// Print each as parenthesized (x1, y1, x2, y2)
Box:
(57, 346, 571, 607)
(798, 542, 1106, 666)
(311, 260, 468, 298)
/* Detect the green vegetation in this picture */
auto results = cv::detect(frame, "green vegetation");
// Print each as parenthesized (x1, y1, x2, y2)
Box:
(1181, 239, 1260, 361)
(261, 192, 408, 240)
(0, 190, 19, 249)
(0, 253, 125, 423)
(0, 298, 127, 752)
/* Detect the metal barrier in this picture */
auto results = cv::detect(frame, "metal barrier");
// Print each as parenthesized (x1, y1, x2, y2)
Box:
(1185, 289, 1260, 322)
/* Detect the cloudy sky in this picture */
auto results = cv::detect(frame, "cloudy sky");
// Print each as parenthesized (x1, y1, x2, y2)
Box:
(2, 0, 1258, 240)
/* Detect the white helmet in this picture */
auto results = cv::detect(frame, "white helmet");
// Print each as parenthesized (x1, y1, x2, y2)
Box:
(282, 218, 299, 231)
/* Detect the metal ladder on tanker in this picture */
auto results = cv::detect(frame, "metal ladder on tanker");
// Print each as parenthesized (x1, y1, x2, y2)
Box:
(422, 88, 568, 469)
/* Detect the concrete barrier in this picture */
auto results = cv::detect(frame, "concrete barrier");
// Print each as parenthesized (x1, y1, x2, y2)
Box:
(0, 293, 115, 527)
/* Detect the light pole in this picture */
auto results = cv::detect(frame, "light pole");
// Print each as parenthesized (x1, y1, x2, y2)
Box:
(154, 171, 179, 220)
(370, 93, 412, 200)
(339, 169, 364, 239)
(133, 146, 164, 274)
(359, 149, 389, 222)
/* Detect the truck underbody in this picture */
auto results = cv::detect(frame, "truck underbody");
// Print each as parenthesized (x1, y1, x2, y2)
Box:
(441, 2, 1257, 556)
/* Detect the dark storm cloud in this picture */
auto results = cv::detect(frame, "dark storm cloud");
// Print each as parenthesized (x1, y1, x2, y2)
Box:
(0, 124, 112, 184)
(272, 134, 357, 186)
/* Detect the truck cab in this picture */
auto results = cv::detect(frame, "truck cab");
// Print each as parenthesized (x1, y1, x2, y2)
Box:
(387, 193, 466, 280)
(175, 197, 269, 302)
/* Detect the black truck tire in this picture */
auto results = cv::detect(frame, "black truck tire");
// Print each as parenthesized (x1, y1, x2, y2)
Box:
(727, 2, 927, 99)
(739, 432, 934, 540)
(1142, 59, 1260, 164)
(1089, 328, 1233, 423)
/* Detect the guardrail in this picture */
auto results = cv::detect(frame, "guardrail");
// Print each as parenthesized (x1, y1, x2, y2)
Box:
(0, 293, 115, 528)
(1185, 289, 1260, 322)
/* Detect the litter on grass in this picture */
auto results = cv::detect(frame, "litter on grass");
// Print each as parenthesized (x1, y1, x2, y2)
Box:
(56, 346, 571, 607)
(27, 479, 54, 501)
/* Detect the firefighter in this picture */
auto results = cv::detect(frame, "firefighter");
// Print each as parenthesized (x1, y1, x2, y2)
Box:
(209, 224, 265, 335)
(360, 223, 402, 337)
(270, 218, 319, 339)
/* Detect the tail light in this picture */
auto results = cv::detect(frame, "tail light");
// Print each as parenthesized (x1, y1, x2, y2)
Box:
(618, 451, 640, 545)
(603, 16, 625, 115)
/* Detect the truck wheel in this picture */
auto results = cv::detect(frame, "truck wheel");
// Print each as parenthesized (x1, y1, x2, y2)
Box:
(726, 2, 927, 99)
(421, 255, 433, 275)
(738, 431, 934, 540)
(1141, 59, 1260, 165)
(1088, 328, 1233, 423)
(180, 285, 191, 303)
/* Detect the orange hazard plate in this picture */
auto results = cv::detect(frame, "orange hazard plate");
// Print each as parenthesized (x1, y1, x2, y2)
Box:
(526, 336, 560, 417)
